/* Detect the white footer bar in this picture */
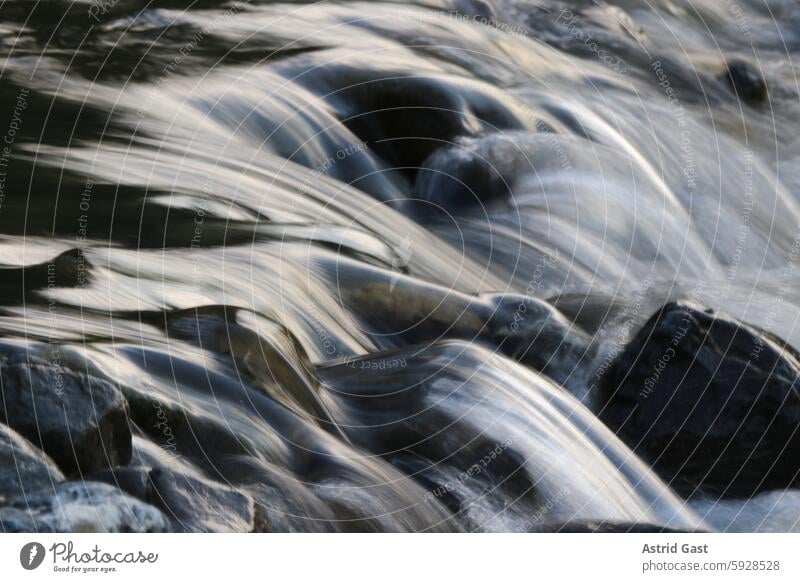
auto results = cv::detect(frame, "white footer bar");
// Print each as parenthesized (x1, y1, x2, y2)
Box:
(1, 534, 797, 581)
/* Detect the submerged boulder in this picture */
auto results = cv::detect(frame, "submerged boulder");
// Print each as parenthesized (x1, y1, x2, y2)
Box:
(486, 292, 594, 388)
(302, 66, 527, 179)
(725, 59, 767, 105)
(599, 301, 800, 498)
(0, 424, 64, 499)
(0, 481, 169, 532)
(335, 262, 593, 386)
(0, 352, 132, 476)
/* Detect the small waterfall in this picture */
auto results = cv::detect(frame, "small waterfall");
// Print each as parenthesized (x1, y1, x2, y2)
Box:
(317, 341, 704, 531)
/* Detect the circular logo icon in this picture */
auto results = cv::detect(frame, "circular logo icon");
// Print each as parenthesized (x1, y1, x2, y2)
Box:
(20, 542, 46, 570)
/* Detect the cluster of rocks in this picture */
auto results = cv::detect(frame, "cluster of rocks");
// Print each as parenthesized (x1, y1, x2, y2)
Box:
(4, 298, 798, 531)
(0, 347, 267, 532)
(334, 268, 800, 507)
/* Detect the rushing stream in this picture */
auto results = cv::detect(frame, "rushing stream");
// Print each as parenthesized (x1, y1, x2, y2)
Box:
(1, 0, 800, 532)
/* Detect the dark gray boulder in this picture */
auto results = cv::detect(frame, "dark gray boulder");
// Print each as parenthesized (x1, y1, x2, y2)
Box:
(0, 481, 169, 532)
(0, 352, 132, 476)
(725, 59, 767, 105)
(90, 465, 267, 533)
(92, 467, 270, 533)
(148, 468, 267, 532)
(88, 466, 152, 501)
(599, 301, 800, 498)
(0, 423, 64, 499)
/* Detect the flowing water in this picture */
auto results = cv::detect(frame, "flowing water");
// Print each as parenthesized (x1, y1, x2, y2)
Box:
(1, 0, 800, 531)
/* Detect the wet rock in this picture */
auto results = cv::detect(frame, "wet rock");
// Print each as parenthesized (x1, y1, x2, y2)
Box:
(1, 463, 265, 533)
(599, 301, 800, 497)
(449, 0, 496, 21)
(124, 388, 254, 463)
(337, 263, 593, 386)
(0, 481, 169, 532)
(148, 468, 266, 532)
(310, 68, 526, 175)
(88, 466, 152, 501)
(0, 424, 64, 499)
(212, 455, 340, 533)
(89, 465, 269, 532)
(486, 293, 594, 387)
(0, 352, 132, 476)
(725, 59, 767, 105)
(0, 248, 90, 304)
(415, 133, 523, 212)
(551, 292, 632, 335)
(152, 307, 333, 428)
